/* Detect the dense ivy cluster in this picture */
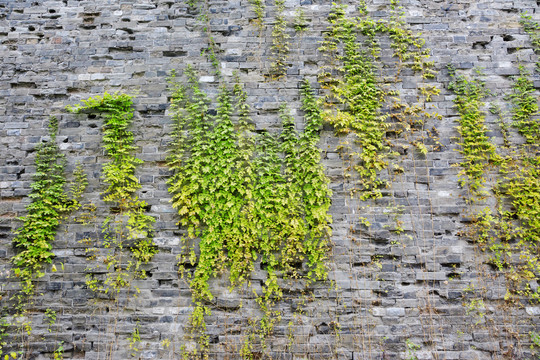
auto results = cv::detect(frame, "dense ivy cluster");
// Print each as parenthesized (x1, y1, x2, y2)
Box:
(68, 93, 157, 294)
(167, 67, 332, 356)
(492, 62, 540, 302)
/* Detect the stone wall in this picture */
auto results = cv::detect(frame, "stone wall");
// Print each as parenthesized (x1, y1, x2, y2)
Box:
(0, 0, 539, 359)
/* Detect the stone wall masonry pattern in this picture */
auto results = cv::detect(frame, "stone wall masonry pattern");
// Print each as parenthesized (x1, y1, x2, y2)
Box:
(0, 0, 539, 359)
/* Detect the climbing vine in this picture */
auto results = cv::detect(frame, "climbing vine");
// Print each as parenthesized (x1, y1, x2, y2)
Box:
(268, 0, 290, 79)
(490, 64, 540, 303)
(318, 0, 439, 202)
(387, 0, 436, 78)
(201, 0, 221, 76)
(67, 93, 157, 295)
(508, 66, 539, 145)
(319, 4, 390, 200)
(248, 0, 265, 31)
(520, 12, 540, 72)
(167, 68, 332, 356)
(11, 117, 84, 297)
(464, 61, 540, 303)
(447, 67, 499, 197)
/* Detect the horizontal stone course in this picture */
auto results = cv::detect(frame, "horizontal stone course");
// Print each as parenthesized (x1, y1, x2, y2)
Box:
(0, 0, 539, 358)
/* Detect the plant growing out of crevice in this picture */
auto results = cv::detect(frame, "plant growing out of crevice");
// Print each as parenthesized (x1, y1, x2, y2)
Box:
(67, 93, 157, 296)
(167, 68, 332, 356)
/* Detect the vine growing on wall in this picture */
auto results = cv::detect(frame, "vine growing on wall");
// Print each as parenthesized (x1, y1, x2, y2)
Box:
(447, 67, 499, 198)
(318, 1, 438, 201)
(167, 67, 332, 357)
(509, 66, 539, 145)
(8, 116, 87, 357)
(268, 0, 290, 79)
(387, 0, 436, 79)
(319, 4, 390, 200)
(465, 62, 540, 303)
(520, 12, 540, 72)
(11, 117, 85, 297)
(491, 64, 540, 303)
(319, 5, 389, 200)
(248, 0, 265, 31)
(201, 0, 221, 76)
(67, 93, 157, 296)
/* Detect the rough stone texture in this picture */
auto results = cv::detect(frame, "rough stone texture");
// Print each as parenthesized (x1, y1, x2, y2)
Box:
(0, 0, 539, 359)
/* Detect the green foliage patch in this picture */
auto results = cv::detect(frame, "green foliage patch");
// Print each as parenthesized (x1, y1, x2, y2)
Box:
(447, 67, 499, 197)
(12, 117, 85, 296)
(319, 2, 436, 201)
(268, 0, 290, 79)
(167, 67, 332, 356)
(319, 4, 389, 200)
(508, 66, 540, 144)
(68, 93, 157, 295)
(464, 62, 540, 303)
(520, 12, 540, 72)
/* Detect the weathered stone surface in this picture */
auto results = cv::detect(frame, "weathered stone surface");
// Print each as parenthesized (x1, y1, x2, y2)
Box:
(0, 0, 539, 359)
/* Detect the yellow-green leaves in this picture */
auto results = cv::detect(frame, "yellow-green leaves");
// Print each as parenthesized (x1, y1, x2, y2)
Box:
(448, 68, 498, 198)
(167, 70, 332, 356)
(509, 66, 540, 144)
(12, 117, 75, 296)
(68, 93, 156, 295)
(268, 0, 290, 79)
(319, 4, 388, 200)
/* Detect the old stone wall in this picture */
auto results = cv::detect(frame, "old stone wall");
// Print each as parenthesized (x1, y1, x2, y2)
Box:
(0, 0, 539, 359)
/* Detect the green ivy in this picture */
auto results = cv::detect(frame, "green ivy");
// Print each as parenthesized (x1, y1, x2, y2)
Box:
(387, 0, 436, 78)
(268, 0, 290, 79)
(67, 93, 157, 295)
(11, 117, 82, 295)
(473, 159, 540, 303)
(508, 66, 539, 145)
(520, 12, 540, 72)
(298, 80, 333, 279)
(319, 4, 389, 200)
(293, 7, 308, 33)
(248, 0, 265, 31)
(466, 64, 540, 303)
(319, 1, 438, 202)
(167, 68, 332, 357)
(447, 67, 498, 197)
